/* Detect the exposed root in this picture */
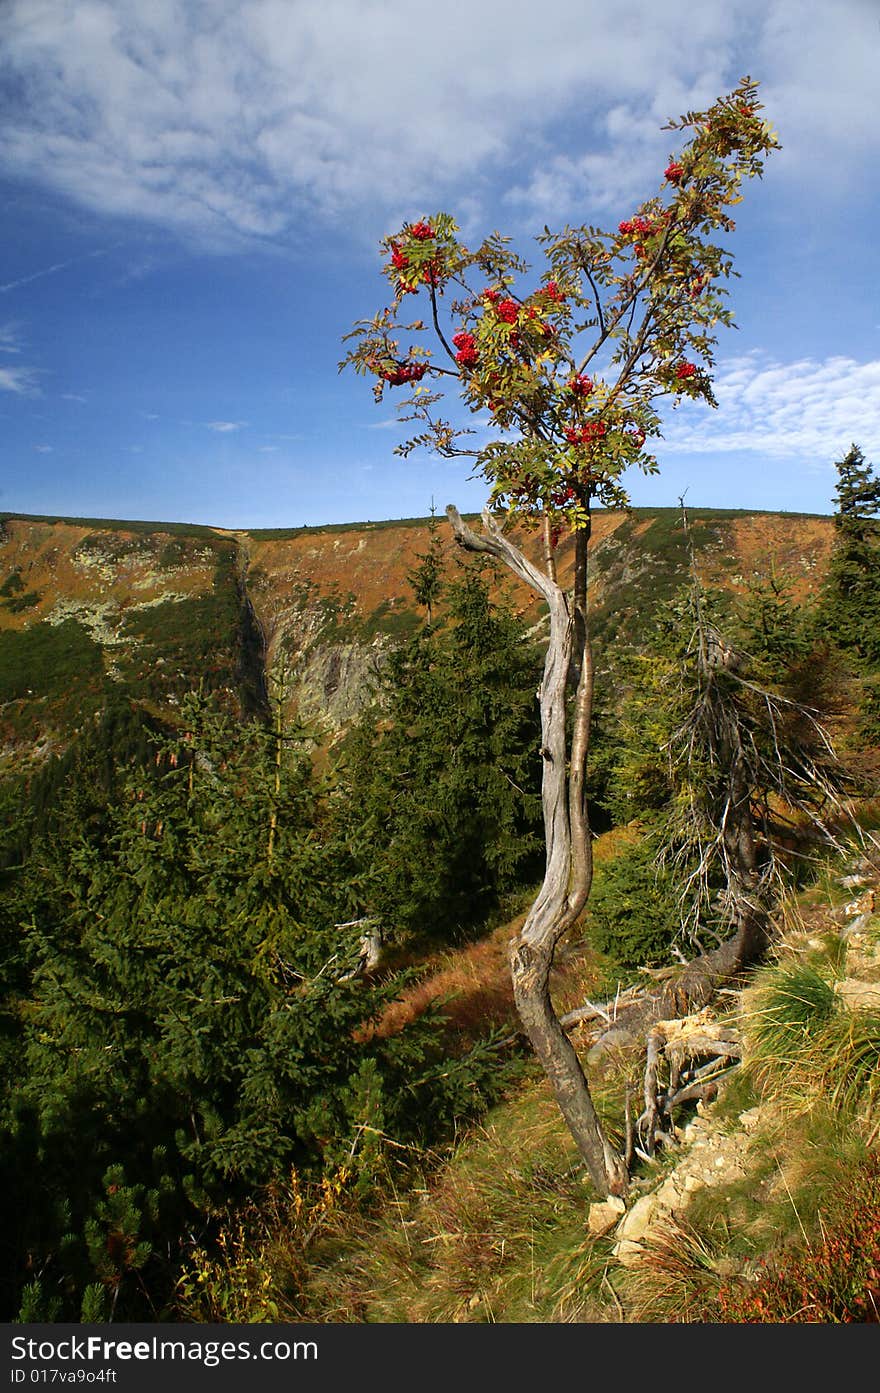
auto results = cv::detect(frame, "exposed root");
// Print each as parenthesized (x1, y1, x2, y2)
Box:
(633, 1011, 742, 1157)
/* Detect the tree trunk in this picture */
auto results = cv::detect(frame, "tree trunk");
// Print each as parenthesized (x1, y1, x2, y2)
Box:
(586, 908, 769, 1064)
(446, 505, 626, 1196)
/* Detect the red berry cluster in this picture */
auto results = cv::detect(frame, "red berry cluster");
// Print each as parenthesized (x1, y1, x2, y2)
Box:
(409, 221, 435, 240)
(664, 161, 684, 184)
(379, 360, 428, 386)
(390, 242, 408, 270)
(675, 362, 697, 381)
(452, 331, 478, 367)
(618, 211, 670, 258)
(567, 374, 594, 397)
(618, 215, 654, 237)
(543, 281, 566, 303)
(495, 298, 519, 325)
(565, 420, 607, 445)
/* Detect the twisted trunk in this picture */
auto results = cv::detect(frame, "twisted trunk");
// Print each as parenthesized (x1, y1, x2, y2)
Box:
(446, 505, 626, 1196)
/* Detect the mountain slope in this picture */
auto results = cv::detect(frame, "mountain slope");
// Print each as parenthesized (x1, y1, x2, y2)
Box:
(0, 507, 834, 772)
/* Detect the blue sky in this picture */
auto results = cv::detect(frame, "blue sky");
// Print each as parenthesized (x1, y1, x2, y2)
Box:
(1, 0, 878, 529)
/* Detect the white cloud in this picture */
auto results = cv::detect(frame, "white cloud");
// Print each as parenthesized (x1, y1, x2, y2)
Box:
(662, 350, 880, 463)
(0, 322, 23, 353)
(34, 444, 53, 453)
(0, 364, 41, 394)
(0, 1, 875, 247)
(206, 420, 246, 433)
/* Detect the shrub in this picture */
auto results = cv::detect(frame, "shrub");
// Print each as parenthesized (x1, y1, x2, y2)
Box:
(713, 1154, 880, 1322)
(585, 831, 681, 967)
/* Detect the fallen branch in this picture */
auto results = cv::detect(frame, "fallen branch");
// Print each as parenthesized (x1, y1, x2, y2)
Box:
(559, 984, 643, 1032)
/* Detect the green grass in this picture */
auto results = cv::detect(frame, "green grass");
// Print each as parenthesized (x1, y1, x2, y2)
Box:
(172, 1029, 635, 1323)
(589, 511, 733, 653)
(712, 1151, 880, 1322)
(161, 836, 880, 1325)
(3, 591, 41, 614)
(359, 600, 421, 641)
(0, 570, 24, 598)
(746, 962, 840, 1063)
(116, 569, 241, 701)
(284, 1073, 615, 1323)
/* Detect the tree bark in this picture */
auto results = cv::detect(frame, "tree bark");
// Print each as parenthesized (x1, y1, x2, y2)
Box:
(446, 505, 626, 1196)
(586, 910, 770, 1064)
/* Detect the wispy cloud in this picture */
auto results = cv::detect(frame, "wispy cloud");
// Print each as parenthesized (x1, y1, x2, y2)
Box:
(206, 420, 246, 433)
(662, 351, 880, 462)
(33, 444, 53, 453)
(0, 248, 109, 294)
(61, 392, 88, 403)
(0, 322, 23, 353)
(1, 1, 876, 247)
(0, 364, 41, 394)
(0, 324, 43, 396)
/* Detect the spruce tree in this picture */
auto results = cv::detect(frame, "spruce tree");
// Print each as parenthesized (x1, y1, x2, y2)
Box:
(821, 444, 880, 664)
(345, 549, 542, 946)
(406, 505, 445, 625)
(601, 579, 851, 966)
(4, 692, 510, 1319)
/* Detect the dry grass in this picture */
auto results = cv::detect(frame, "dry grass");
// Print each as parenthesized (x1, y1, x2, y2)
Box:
(292, 1074, 617, 1323)
(620, 864, 880, 1323)
(363, 853, 621, 1045)
(364, 915, 525, 1042)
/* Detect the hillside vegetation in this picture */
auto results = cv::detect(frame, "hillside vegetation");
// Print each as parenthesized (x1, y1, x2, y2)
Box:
(0, 506, 833, 771)
(177, 838, 879, 1324)
(2, 476, 879, 1324)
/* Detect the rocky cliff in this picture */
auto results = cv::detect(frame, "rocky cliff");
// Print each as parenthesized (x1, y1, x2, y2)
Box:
(0, 507, 834, 772)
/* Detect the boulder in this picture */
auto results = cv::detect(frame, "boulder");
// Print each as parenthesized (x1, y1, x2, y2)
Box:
(587, 1196, 626, 1237)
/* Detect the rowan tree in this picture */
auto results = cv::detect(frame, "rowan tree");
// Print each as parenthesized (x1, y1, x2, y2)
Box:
(343, 79, 779, 1196)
